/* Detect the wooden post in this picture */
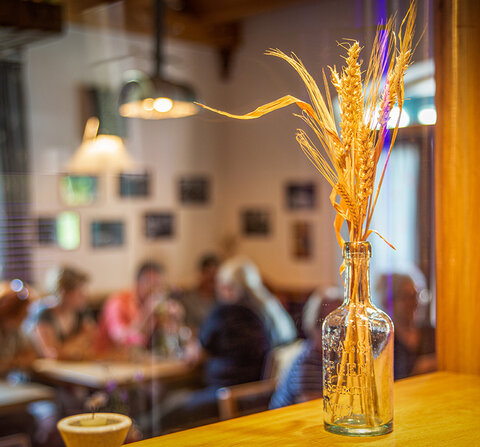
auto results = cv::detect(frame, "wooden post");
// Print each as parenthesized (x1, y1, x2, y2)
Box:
(434, 0, 480, 374)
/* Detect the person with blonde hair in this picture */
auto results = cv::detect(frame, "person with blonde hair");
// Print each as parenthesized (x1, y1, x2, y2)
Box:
(216, 256, 297, 347)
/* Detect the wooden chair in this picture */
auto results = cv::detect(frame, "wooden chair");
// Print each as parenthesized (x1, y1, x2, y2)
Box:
(216, 339, 305, 420)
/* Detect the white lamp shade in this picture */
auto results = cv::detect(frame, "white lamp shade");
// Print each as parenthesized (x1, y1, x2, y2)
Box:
(68, 134, 136, 174)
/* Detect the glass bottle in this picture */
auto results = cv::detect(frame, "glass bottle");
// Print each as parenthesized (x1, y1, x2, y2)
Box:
(322, 241, 394, 436)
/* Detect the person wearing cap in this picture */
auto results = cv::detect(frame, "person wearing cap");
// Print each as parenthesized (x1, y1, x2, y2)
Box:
(33, 267, 96, 360)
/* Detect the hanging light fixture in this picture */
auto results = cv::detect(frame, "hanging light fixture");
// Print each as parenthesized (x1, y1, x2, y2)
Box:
(68, 117, 136, 174)
(118, 0, 198, 119)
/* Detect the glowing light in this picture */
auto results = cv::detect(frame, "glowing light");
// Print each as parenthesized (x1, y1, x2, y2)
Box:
(10, 279, 23, 293)
(153, 97, 173, 113)
(387, 107, 410, 128)
(418, 107, 437, 125)
(143, 98, 154, 111)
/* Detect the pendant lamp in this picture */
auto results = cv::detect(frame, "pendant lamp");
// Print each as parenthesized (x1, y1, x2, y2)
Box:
(68, 117, 136, 174)
(118, 0, 198, 119)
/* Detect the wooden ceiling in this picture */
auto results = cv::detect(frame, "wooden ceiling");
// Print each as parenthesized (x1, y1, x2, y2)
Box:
(64, 0, 312, 76)
(66, 0, 310, 47)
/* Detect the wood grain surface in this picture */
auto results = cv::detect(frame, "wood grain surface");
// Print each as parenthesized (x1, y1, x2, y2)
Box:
(434, 0, 480, 374)
(129, 372, 480, 446)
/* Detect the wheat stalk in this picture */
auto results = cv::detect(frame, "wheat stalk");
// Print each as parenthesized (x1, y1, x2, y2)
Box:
(198, 1, 417, 430)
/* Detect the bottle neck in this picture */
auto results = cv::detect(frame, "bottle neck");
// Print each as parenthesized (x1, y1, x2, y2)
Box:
(343, 242, 372, 306)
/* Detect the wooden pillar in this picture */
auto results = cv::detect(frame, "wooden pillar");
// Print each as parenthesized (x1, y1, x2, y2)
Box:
(435, 0, 480, 374)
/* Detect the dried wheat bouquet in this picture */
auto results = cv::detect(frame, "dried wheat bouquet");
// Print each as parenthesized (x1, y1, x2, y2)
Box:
(198, 2, 417, 249)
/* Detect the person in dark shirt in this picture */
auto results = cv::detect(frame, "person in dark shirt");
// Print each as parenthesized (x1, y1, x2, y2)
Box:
(270, 288, 342, 409)
(376, 272, 436, 380)
(160, 263, 270, 432)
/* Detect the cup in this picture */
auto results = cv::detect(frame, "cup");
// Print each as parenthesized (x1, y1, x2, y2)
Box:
(57, 413, 132, 447)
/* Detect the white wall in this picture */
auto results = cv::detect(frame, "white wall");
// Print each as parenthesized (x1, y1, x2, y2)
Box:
(24, 0, 432, 294)
(26, 25, 224, 293)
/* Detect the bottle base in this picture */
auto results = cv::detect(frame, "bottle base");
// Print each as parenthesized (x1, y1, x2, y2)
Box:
(324, 419, 393, 437)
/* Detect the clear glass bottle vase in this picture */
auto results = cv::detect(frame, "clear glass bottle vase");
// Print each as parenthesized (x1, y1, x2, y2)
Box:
(322, 241, 394, 436)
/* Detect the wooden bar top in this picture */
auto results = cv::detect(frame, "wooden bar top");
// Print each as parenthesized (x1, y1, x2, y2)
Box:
(130, 372, 480, 446)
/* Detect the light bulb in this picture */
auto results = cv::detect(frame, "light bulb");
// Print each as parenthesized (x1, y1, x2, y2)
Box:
(418, 107, 437, 125)
(154, 97, 173, 113)
(143, 98, 154, 111)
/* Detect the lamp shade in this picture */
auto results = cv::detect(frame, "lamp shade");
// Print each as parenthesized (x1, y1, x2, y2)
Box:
(118, 70, 198, 120)
(68, 118, 136, 175)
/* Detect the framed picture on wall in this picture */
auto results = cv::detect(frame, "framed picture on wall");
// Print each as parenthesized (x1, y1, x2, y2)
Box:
(59, 175, 98, 206)
(37, 217, 57, 245)
(144, 212, 175, 239)
(91, 220, 124, 248)
(241, 208, 271, 236)
(119, 172, 150, 198)
(285, 182, 316, 210)
(179, 176, 210, 205)
(292, 220, 313, 259)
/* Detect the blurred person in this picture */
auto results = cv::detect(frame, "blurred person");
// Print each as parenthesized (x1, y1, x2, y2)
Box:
(160, 259, 271, 432)
(0, 280, 37, 375)
(33, 267, 95, 360)
(96, 261, 170, 354)
(376, 272, 436, 380)
(270, 287, 343, 409)
(177, 253, 220, 332)
(0, 280, 39, 442)
(215, 256, 297, 347)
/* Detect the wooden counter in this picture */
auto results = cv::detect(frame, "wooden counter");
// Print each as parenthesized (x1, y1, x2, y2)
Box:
(130, 372, 480, 446)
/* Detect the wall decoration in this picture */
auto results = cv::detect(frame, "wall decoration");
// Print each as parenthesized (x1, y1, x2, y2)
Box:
(119, 172, 150, 197)
(37, 217, 57, 245)
(242, 209, 271, 236)
(91, 220, 124, 248)
(179, 176, 210, 204)
(145, 212, 175, 239)
(59, 175, 98, 206)
(57, 211, 80, 251)
(285, 182, 316, 210)
(292, 220, 313, 259)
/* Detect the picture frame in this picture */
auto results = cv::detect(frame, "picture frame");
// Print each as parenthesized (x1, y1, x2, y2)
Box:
(59, 174, 98, 206)
(119, 172, 150, 198)
(285, 182, 316, 210)
(292, 220, 313, 259)
(37, 217, 57, 245)
(179, 176, 210, 205)
(91, 220, 124, 248)
(144, 212, 175, 239)
(241, 208, 271, 236)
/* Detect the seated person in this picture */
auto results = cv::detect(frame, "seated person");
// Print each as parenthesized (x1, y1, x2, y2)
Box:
(216, 256, 297, 347)
(177, 253, 220, 333)
(376, 272, 436, 380)
(0, 280, 37, 375)
(160, 260, 271, 431)
(0, 280, 37, 440)
(96, 261, 174, 354)
(270, 288, 342, 409)
(33, 267, 95, 360)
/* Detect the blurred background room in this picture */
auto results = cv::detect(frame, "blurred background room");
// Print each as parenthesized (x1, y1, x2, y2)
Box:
(0, 0, 436, 444)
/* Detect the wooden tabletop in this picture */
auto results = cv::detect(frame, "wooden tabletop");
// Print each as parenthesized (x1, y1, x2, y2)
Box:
(129, 372, 480, 446)
(32, 358, 193, 389)
(0, 381, 54, 415)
